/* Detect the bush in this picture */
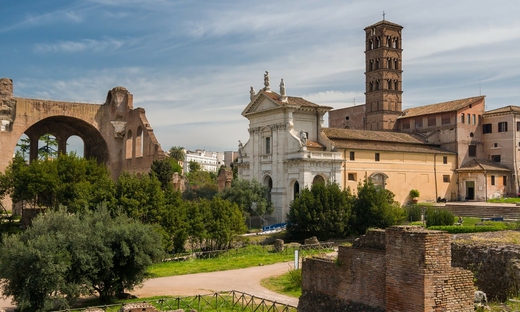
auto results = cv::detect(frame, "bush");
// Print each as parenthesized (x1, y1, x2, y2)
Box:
(425, 208, 454, 227)
(428, 224, 507, 233)
(405, 205, 422, 222)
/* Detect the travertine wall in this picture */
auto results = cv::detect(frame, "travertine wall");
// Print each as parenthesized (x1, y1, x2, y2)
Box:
(299, 226, 474, 312)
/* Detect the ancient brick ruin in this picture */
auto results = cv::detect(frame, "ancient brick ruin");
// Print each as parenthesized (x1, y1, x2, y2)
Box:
(298, 226, 475, 312)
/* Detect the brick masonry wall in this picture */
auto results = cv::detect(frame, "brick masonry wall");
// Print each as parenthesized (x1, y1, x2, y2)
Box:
(452, 242, 520, 301)
(299, 226, 474, 312)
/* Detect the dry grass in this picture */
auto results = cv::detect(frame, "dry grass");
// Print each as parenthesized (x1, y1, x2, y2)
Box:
(452, 230, 520, 246)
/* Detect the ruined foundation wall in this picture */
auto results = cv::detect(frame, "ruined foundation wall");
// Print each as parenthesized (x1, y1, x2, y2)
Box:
(299, 227, 474, 312)
(452, 242, 520, 301)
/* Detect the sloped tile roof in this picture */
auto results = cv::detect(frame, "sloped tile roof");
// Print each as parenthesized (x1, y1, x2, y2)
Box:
(364, 20, 403, 30)
(457, 159, 510, 172)
(399, 96, 485, 119)
(323, 128, 426, 144)
(306, 140, 324, 149)
(483, 105, 520, 116)
(261, 90, 321, 108)
(322, 128, 454, 154)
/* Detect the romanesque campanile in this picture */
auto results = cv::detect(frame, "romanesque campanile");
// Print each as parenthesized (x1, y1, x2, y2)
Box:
(364, 20, 403, 130)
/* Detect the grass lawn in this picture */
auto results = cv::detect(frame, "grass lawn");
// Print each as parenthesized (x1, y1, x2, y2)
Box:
(147, 245, 333, 278)
(260, 269, 302, 298)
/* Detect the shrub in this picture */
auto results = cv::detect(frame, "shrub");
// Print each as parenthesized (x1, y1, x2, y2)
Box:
(405, 204, 422, 222)
(409, 189, 420, 198)
(428, 224, 507, 233)
(425, 208, 454, 227)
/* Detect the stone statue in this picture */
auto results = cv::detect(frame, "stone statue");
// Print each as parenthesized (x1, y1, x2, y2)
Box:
(263, 71, 270, 91)
(250, 86, 255, 100)
(280, 78, 286, 96)
(300, 130, 307, 147)
(238, 140, 244, 159)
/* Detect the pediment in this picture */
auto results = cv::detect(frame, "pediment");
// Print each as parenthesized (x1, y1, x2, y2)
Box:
(242, 92, 282, 116)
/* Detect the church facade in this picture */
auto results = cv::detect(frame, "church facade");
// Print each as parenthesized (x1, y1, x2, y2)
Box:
(238, 20, 517, 223)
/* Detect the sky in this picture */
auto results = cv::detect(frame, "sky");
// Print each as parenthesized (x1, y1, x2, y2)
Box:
(2, 0, 520, 152)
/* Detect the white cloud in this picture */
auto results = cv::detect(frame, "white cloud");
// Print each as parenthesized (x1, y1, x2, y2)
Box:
(33, 37, 126, 53)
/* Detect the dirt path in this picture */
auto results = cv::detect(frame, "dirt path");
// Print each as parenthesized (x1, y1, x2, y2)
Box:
(0, 261, 298, 311)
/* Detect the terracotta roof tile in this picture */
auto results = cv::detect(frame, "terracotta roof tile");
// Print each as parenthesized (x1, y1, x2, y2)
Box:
(457, 159, 510, 172)
(306, 140, 324, 149)
(483, 105, 520, 116)
(399, 96, 485, 119)
(322, 128, 454, 154)
(323, 128, 426, 144)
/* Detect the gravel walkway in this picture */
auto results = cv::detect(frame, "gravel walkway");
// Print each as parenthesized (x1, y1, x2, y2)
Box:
(0, 261, 299, 311)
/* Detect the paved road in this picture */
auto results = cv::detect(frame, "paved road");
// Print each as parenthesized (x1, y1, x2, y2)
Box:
(0, 261, 299, 311)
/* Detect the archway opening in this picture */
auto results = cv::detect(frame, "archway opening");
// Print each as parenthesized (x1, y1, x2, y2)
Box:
(293, 181, 300, 200)
(66, 135, 85, 158)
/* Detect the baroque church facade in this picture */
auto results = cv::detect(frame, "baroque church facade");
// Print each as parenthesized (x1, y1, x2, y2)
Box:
(238, 20, 518, 223)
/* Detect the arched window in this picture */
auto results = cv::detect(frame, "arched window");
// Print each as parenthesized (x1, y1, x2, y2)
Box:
(370, 172, 388, 189)
(126, 130, 133, 159)
(293, 181, 300, 200)
(66, 135, 85, 158)
(312, 175, 326, 185)
(136, 126, 143, 157)
(264, 175, 273, 203)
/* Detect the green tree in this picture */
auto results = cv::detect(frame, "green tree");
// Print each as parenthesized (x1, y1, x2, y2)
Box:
(38, 133, 58, 160)
(183, 170, 218, 200)
(168, 146, 186, 162)
(2, 154, 114, 212)
(287, 182, 353, 240)
(219, 179, 274, 217)
(114, 172, 165, 224)
(15, 137, 30, 160)
(350, 180, 405, 234)
(188, 160, 201, 173)
(150, 158, 182, 190)
(0, 208, 163, 311)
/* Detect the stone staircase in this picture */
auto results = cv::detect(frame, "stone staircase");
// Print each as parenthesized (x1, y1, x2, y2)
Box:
(426, 203, 520, 219)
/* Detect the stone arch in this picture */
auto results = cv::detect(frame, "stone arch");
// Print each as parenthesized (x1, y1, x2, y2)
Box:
(23, 116, 108, 164)
(312, 174, 326, 185)
(369, 172, 388, 189)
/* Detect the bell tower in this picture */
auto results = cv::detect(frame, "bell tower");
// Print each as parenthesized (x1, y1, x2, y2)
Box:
(364, 20, 403, 130)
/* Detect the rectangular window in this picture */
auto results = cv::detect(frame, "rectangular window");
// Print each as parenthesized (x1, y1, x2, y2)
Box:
(428, 115, 436, 127)
(503, 176, 507, 186)
(460, 113, 464, 124)
(443, 156, 448, 164)
(517, 121, 520, 131)
(469, 145, 476, 157)
(348, 173, 356, 181)
(402, 121, 410, 130)
(415, 117, 422, 128)
(467, 114, 470, 124)
(441, 114, 450, 125)
(491, 155, 501, 162)
(349, 151, 355, 161)
(443, 175, 450, 183)
(375, 153, 380, 161)
(483, 124, 492, 134)
(265, 137, 271, 154)
(498, 122, 508, 132)
(491, 175, 495, 186)
(473, 114, 476, 125)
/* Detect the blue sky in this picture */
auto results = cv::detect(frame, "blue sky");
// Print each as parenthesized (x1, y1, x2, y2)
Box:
(2, 0, 520, 152)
